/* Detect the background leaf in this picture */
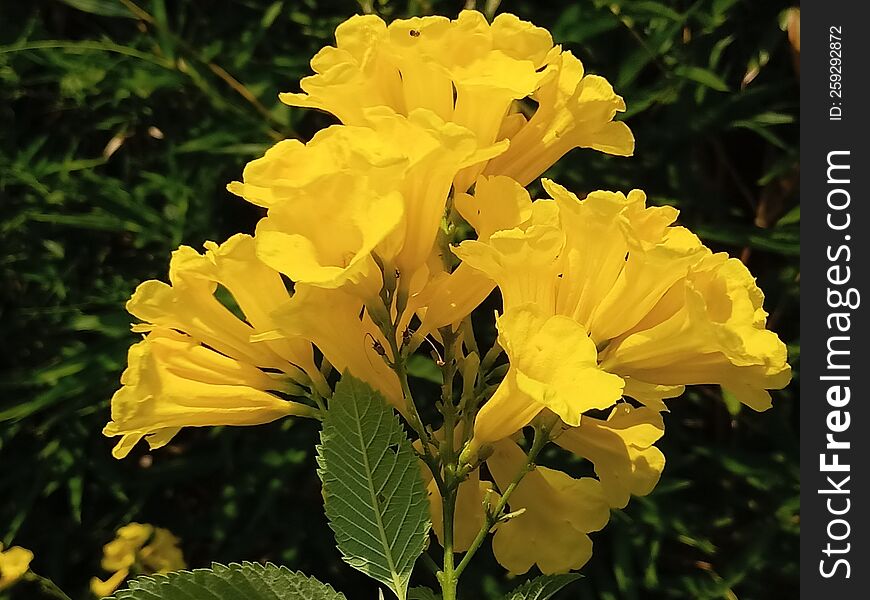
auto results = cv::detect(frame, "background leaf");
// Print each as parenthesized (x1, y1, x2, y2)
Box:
(317, 375, 431, 600)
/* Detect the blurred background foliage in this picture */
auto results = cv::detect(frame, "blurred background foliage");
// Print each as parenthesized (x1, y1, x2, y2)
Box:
(1, 0, 798, 598)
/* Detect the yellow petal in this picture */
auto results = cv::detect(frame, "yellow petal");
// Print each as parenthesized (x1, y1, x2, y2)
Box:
(90, 568, 129, 598)
(127, 237, 308, 376)
(254, 185, 402, 291)
(453, 207, 564, 311)
(484, 51, 633, 185)
(140, 528, 186, 573)
(471, 371, 546, 447)
(555, 404, 665, 508)
(454, 176, 533, 241)
(414, 175, 534, 333)
(600, 254, 791, 410)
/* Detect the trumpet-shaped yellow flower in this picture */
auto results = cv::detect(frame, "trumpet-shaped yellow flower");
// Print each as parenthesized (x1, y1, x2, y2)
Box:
(459, 181, 790, 445)
(555, 404, 665, 508)
(483, 51, 634, 185)
(413, 175, 533, 335)
(0, 544, 33, 591)
(104, 235, 320, 458)
(599, 252, 792, 411)
(453, 201, 563, 312)
(487, 439, 610, 574)
(281, 11, 632, 191)
(229, 110, 503, 297)
(265, 283, 404, 409)
(90, 523, 185, 597)
(472, 304, 624, 445)
(104, 328, 315, 459)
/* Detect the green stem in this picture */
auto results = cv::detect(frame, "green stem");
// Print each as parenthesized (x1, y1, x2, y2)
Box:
(439, 484, 459, 600)
(24, 573, 73, 600)
(373, 298, 445, 492)
(438, 330, 461, 600)
(421, 550, 442, 577)
(453, 422, 554, 579)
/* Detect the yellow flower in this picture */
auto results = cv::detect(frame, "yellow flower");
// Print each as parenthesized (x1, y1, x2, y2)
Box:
(471, 304, 624, 446)
(281, 11, 631, 191)
(264, 283, 404, 409)
(229, 110, 503, 299)
(0, 544, 33, 591)
(483, 50, 634, 186)
(104, 235, 320, 459)
(554, 404, 666, 508)
(413, 175, 533, 335)
(486, 439, 610, 574)
(138, 528, 185, 573)
(90, 523, 185, 597)
(599, 252, 792, 411)
(458, 181, 790, 445)
(99, 523, 152, 572)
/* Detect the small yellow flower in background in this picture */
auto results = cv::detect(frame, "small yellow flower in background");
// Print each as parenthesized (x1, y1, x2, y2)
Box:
(281, 11, 632, 190)
(103, 235, 321, 458)
(90, 523, 184, 598)
(0, 544, 33, 591)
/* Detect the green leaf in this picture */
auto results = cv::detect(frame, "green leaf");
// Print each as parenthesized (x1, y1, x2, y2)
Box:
(675, 66, 729, 92)
(56, 0, 137, 17)
(721, 389, 743, 417)
(502, 574, 583, 600)
(406, 355, 443, 384)
(110, 562, 346, 600)
(317, 375, 430, 600)
(409, 588, 441, 600)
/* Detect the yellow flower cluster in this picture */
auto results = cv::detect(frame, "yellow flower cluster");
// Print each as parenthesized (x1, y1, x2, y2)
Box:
(90, 523, 185, 597)
(105, 9, 790, 577)
(0, 544, 33, 591)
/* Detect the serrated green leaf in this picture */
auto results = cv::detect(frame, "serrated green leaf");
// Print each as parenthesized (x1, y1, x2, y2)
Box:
(502, 573, 583, 600)
(110, 562, 346, 600)
(317, 375, 430, 600)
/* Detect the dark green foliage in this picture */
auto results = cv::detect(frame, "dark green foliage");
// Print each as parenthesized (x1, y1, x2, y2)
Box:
(0, 1, 798, 599)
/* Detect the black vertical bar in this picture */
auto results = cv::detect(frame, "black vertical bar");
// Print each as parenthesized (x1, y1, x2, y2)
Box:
(801, 1, 869, 596)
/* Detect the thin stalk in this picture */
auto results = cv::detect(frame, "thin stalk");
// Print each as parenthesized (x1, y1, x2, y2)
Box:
(439, 484, 459, 600)
(374, 299, 445, 492)
(438, 330, 460, 600)
(24, 573, 73, 600)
